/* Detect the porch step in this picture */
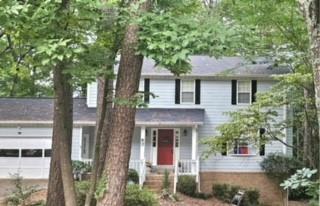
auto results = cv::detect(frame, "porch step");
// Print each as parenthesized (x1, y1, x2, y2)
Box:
(143, 174, 174, 192)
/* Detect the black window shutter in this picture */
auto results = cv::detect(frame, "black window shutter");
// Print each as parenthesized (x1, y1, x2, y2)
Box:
(195, 79, 201, 104)
(231, 80, 237, 105)
(259, 128, 266, 156)
(175, 79, 181, 104)
(144, 78, 150, 103)
(252, 80, 257, 103)
(221, 142, 227, 156)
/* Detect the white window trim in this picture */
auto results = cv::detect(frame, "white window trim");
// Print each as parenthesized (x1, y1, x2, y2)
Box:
(237, 80, 252, 105)
(180, 80, 196, 104)
(226, 140, 258, 157)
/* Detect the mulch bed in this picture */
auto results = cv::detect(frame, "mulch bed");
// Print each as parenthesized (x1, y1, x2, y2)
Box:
(159, 193, 229, 206)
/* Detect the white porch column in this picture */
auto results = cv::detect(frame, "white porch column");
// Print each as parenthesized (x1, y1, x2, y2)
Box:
(191, 126, 198, 175)
(192, 126, 198, 160)
(140, 126, 146, 160)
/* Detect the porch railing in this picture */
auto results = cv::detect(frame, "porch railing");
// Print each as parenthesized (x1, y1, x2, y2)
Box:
(82, 158, 93, 166)
(174, 157, 200, 193)
(129, 159, 146, 187)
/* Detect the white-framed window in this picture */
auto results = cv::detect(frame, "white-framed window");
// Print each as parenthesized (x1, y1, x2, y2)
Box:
(237, 80, 251, 104)
(181, 80, 195, 103)
(228, 139, 258, 156)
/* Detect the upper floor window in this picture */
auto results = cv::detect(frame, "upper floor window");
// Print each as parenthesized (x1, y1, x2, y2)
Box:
(181, 80, 195, 103)
(237, 80, 251, 104)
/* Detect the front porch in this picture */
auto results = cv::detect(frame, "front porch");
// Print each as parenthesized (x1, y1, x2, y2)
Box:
(129, 126, 200, 192)
(80, 108, 204, 192)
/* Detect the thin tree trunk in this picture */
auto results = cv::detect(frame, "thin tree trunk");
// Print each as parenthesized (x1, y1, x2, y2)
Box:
(85, 77, 109, 206)
(303, 89, 310, 165)
(97, 78, 114, 178)
(97, 7, 147, 205)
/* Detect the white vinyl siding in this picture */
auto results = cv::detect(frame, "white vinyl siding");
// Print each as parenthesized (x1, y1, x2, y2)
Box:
(87, 82, 98, 108)
(198, 80, 285, 172)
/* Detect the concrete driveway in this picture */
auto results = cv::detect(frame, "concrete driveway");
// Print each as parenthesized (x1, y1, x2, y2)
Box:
(0, 179, 47, 205)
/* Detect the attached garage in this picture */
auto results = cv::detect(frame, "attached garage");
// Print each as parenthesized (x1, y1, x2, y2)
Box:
(0, 98, 96, 179)
(0, 136, 52, 179)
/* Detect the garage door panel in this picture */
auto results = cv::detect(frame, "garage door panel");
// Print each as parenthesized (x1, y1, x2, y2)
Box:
(0, 158, 20, 167)
(0, 168, 20, 178)
(0, 137, 51, 179)
(20, 158, 44, 168)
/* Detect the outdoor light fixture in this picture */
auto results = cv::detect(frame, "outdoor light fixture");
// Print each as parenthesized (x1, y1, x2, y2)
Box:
(183, 129, 188, 136)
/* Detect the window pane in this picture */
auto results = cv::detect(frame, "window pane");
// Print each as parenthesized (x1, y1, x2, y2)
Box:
(44, 149, 51, 157)
(238, 93, 250, 103)
(238, 81, 250, 92)
(182, 80, 194, 92)
(0, 149, 19, 157)
(182, 92, 194, 103)
(21, 149, 42, 157)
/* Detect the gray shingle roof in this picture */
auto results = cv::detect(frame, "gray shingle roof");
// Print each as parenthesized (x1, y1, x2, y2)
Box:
(0, 98, 96, 123)
(0, 98, 204, 126)
(137, 56, 290, 77)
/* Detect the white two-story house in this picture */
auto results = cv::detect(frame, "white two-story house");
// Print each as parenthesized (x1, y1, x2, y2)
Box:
(0, 56, 291, 205)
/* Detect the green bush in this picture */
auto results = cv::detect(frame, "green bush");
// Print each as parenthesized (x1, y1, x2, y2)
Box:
(212, 184, 234, 202)
(242, 189, 260, 206)
(75, 180, 90, 206)
(212, 183, 260, 205)
(125, 185, 158, 206)
(177, 175, 197, 197)
(128, 169, 139, 184)
(193, 192, 212, 200)
(6, 174, 39, 206)
(72, 160, 92, 173)
(260, 153, 302, 183)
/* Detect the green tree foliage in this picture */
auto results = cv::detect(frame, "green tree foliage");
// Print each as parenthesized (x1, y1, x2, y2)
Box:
(202, 0, 319, 170)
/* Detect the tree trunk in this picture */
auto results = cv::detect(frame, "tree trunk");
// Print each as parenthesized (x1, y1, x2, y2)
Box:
(85, 77, 110, 206)
(97, 16, 145, 206)
(46, 130, 65, 206)
(47, 0, 76, 205)
(53, 63, 77, 206)
(299, 0, 320, 172)
(97, 78, 114, 178)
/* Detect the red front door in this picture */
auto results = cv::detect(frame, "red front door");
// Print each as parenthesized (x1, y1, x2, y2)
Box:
(157, 129, 174, 165)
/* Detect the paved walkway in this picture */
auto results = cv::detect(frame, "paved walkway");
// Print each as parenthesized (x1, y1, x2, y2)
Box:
(0, 179, 47, 205)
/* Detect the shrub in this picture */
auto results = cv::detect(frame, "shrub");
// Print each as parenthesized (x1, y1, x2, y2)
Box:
(128, 169, 139, 184)
(193, 192, 212, 200)
(242, 189, 260, 206)
(125, 184, 158, 206)
(212, 183, 260, 205)
(212, 184, 233, 202)
(75, 180, 90, 206)
(260, 153, 302, 183)
(6, 174, 39, 206)
(177, 175, 197, 197)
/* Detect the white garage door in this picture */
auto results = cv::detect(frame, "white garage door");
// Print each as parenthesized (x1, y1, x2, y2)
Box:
(0, 137, 51, 179)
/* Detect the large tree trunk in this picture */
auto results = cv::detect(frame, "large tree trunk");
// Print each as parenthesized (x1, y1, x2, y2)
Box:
(46, 0, 76, 205)
(97, 14, 145, 206)
(299, 0, 320, 172)
(46, 130, 65, 206)
(85, 77, 111, 206)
